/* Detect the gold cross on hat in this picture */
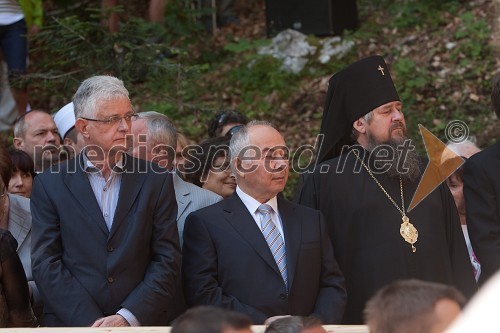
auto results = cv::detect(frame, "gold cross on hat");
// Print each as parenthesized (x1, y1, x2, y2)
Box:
(378, 65, 385, 75)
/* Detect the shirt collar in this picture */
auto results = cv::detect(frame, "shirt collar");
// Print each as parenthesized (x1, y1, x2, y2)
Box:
(236, 186, 278, 215)
(82, 151, 125, 173)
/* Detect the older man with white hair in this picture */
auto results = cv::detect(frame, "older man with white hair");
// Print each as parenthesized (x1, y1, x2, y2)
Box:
(31, 76, 181, 327)
(182, 121, 346, 324)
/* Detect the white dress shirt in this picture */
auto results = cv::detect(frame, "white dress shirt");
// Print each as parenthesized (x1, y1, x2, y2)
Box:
(236, 186, 285, 245)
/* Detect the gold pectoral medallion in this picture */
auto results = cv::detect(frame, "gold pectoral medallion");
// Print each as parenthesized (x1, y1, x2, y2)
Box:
(400, 215, 418, 252)
(352, 150, 418, 254)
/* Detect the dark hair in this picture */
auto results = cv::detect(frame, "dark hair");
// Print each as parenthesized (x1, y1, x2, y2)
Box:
(171, 306, 252, 333)
(265, 316, 324, 333)
(9, 149, 36, 179)
(208, 110, 248, 138)
(491, 73, 500, 118)
(0, 145, 13, 187)
(364, 279, 465, 333)
(185, 136, 230, 187)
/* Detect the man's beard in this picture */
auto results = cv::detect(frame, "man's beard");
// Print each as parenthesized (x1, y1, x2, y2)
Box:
(366, 123, 422, 183)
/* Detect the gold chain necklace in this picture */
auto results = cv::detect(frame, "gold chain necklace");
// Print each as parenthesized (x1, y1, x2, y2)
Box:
(352, 149, 418, 252)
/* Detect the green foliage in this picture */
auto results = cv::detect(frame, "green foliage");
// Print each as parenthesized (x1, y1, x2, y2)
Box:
(392, 58, 429, 106)
(29, 8, 203, 114)
(23, 0, 497, 161)
(452, 11, 490, 60)
(362, 0, 460, 29)
(224, 38, 270, 53)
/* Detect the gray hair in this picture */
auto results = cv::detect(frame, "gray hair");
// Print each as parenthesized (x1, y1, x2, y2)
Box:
(446, 138, 480, 158)
(229, 120, 274, 176)
(264, 316, 324, 333)
(363, 111, 374, 123)
(139, 111, 177, 149)
(351, 111, 374, 140)
(14, 110, 51, 138)
(73, 75, 129, 119)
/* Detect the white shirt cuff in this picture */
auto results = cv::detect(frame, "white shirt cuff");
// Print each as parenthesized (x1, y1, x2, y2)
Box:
(117, 308, 141, 326)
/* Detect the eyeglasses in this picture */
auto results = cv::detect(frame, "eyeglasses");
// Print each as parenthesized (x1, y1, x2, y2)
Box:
(81, 113, 139, 125)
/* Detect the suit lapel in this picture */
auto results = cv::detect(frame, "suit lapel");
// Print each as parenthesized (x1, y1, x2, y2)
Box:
(110, 155, 146, 238)
(64, 154, 108, 235)
(7, 195, 30, 250)
(173, 173, 190, 220)
(278, 197, 301, 290)
(224, 194, 282, 277)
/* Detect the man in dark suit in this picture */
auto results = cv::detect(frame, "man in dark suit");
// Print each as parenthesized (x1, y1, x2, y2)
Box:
(182, 121, 346, 324)
(31, 76, 181, 327)
(464, 73, 500, 285)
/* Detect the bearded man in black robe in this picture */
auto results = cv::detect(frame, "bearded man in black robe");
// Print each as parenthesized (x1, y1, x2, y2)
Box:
(296, 55, 477, 324)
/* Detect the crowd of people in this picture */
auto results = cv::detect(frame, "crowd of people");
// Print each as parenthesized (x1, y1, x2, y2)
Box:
(0, 55, 498, 333)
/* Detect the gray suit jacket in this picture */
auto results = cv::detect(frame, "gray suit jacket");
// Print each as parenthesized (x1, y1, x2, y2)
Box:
(173, 173, 222, 246)
(31, 154, 181, 326)
(7, 193, 41, 313)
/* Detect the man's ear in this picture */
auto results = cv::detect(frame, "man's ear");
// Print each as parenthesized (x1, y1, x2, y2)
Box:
(75, 118, 89, 139)
(63, 137, 74, 147)
(353, 117, 367, 135)
(233, 157, 244, 179)
(13, 137, 23, 149)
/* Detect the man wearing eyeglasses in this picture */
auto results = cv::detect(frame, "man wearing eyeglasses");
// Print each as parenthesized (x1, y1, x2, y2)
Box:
(30, 75, 181, 327)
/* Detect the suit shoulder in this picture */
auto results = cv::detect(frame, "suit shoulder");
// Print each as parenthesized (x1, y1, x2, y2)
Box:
(36, 159, 74, 181)
(468, 142, 500, 164)
(189, 199, 226, 217)
(279, 197, 320, 216)
(190, 185, 223, 205)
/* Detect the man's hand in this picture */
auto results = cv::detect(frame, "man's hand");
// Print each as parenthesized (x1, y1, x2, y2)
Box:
(264, 315, 291, 325)
(91, 315, 129, 327)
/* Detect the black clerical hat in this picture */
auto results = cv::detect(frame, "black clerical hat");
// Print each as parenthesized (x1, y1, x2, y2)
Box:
(317, 55, 400, 163)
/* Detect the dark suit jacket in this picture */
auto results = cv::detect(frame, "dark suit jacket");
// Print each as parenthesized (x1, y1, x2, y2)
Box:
(464, 142, 500, 285)
(31, 154, 181, 326)
(182, 193, 346, 324)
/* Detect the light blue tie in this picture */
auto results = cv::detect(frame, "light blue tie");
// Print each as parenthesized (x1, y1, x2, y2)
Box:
(257, 204, 288, 288)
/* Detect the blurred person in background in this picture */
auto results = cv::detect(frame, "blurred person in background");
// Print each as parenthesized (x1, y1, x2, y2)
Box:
(0, 0, 42, 116)
(7, 149, 35, 198)
(175, 132, 191, 178)
(0, 229, 36, 327)
(265, 316, 327, 333)
(53, 102, 85, 160)
(0, 146, 41, 317)
(463, 73, 500, 286)
(171, 306, 252, 333)
(185, 136, 236, 198)
(446, 140, 482, 282)
(13, 110, 61, 173)
(207, 110, 248, 138)
(364, 279, 465, 333)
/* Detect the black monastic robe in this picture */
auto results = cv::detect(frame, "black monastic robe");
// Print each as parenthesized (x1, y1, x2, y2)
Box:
(297, 148, 477, 324)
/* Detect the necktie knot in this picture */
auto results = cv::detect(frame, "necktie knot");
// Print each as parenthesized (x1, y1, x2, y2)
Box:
(257, 204, 273, 216)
